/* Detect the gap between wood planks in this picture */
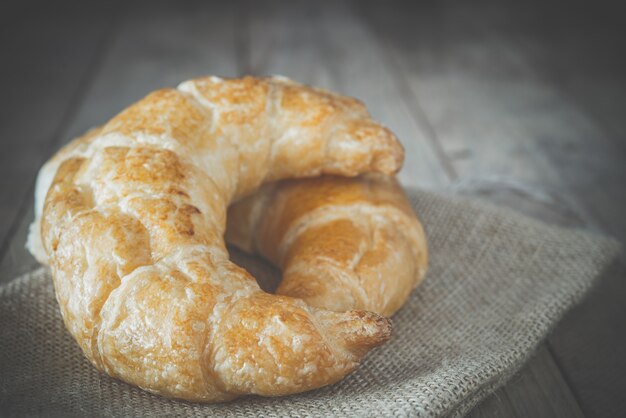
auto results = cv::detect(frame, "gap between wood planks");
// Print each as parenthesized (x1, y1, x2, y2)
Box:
(0, 1, 124, 276)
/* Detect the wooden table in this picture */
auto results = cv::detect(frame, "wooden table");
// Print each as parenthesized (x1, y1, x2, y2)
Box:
(1, 0, 624, 416)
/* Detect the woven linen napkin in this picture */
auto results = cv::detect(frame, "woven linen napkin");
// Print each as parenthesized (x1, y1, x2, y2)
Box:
(0, 189, 620, 417)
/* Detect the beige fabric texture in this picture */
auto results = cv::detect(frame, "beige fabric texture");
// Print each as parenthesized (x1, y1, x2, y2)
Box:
(0, 189, 620, 417)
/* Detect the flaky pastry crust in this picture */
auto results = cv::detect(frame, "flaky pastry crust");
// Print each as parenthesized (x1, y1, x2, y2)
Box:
(27, 76, 407, 402)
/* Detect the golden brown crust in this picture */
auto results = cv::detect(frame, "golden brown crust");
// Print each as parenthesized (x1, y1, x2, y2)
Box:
(28, 76, 405, 402)
(226, 174, 428, 317)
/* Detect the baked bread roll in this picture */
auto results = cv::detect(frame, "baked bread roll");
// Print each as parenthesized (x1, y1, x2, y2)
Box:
(27, 76, 405, 402)
(227, 174, 428, 317)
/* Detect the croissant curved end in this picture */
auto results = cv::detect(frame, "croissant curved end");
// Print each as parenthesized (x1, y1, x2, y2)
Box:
(207, 293, 391, 398)
(314, 309, 393, 355)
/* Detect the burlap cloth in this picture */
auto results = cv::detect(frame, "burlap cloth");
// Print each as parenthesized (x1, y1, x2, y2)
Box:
(0, 189, 620, 417)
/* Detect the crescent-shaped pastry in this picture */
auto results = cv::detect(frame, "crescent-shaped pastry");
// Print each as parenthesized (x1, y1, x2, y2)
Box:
(27, 76, 405, 402)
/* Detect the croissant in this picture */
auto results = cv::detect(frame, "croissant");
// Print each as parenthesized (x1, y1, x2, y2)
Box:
(27, 76, 406, 402)
(226, 174, 428, 317)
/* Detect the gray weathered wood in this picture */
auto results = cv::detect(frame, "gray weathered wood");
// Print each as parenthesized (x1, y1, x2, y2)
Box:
(549, 259, 626, 418)
(62, 0, 240, 141)
(449, 4, 626, 415)
(468, 346, 585, 418)
(0, 1, 119, 262)
(0, 206, 38, 283)
(358, 1, 626, 416)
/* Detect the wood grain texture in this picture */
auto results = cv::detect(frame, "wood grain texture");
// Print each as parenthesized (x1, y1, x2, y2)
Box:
(457, 4, 626, 416)
(468, 346, 584, 418)
(359, 0, 626, 416)
(0, 0, 119, 261)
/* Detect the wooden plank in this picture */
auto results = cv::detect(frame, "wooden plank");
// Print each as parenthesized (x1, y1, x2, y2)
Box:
(459, 0, 626, 242)
(0, 1, 120, 266)
(442, 4, 626, 416)
(358, 0, 626, 416)
(0, 206, 38, 283)
(548, 259, 626, 418)
(61, 0, 239, 141)
(469, 346, 584, 418)
(0, 0, 240, 284)
(356, 0, 585, 205)
(359, 0, 626, 238)
(0, 0, 37, 28)
(249, 2, 583, 416)
(246, 0, 451, 189)
(474, 4, 626, 415)
(474, 1, 626, 152)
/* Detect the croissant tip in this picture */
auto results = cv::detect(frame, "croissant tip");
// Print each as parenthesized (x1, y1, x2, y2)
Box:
(313, 309, 393, 356)
(373, 145, 404, 175)
(346, 310, 393, 348)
